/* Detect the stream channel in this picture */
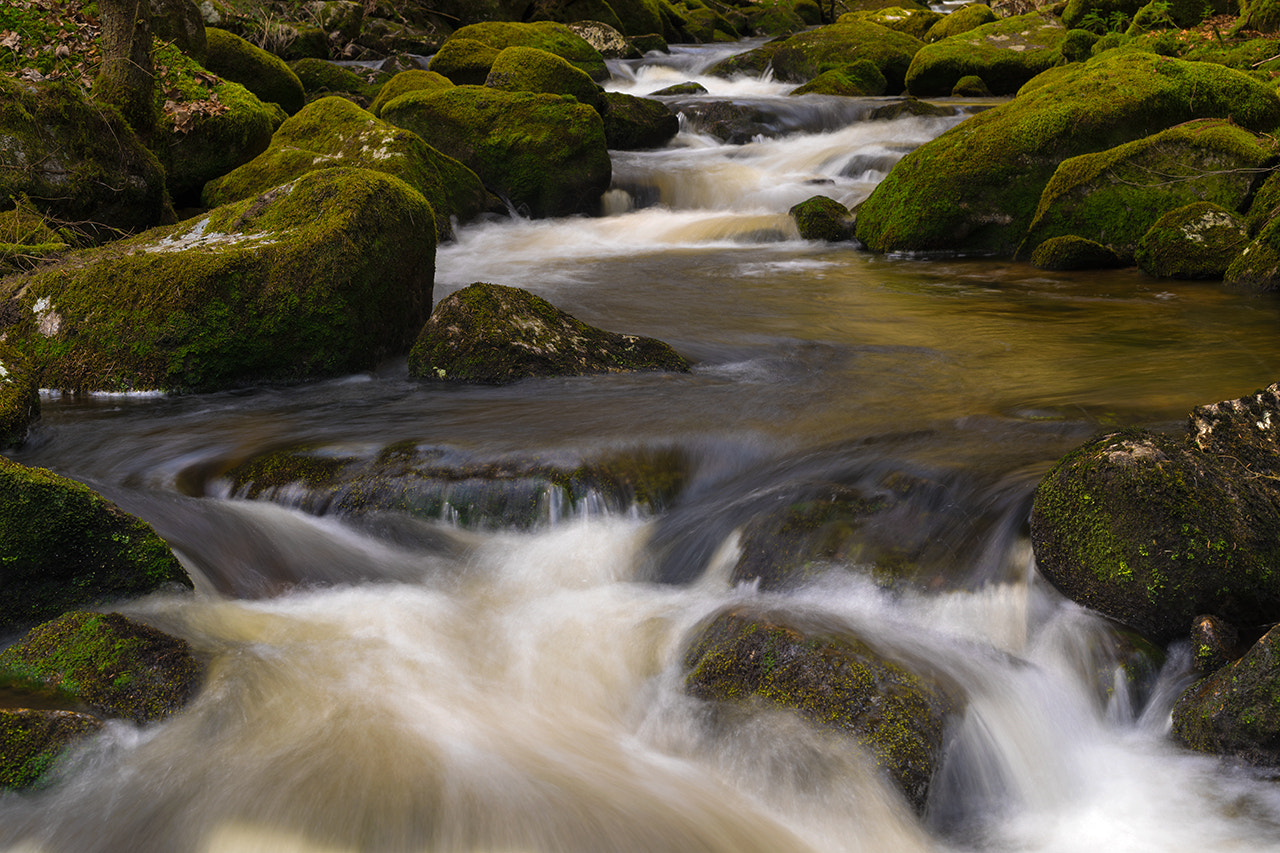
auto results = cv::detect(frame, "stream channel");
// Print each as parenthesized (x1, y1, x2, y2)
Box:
(5, 40, 1280, 853)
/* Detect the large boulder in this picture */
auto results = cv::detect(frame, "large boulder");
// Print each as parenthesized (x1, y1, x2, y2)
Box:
(856, 52, 1280, 256)
(1136, 202, 1249, 279)
(1030, 383, 1280, 644)
(0, 458, 192, 633)
(381, 86, 611, 218)
(682, 606, 960, 811)
(843, 7, 944, 39)
(290, 58, 389, 108)
(0, 343, 40, 449)
(440, 21, 609, 81)
(924, 3, 996, 42)
(202, 27, 306, 114)
(201, 96, 491, 241)
(0, 710, 103, 791)
(0, 611, 202, 724)
(904, 12, 1067, 97)
(1018, 119, 1275, 263)
(789, 60, 887, 96)
(408, 282, 689, 384)
(0, 168, 435, 393)
(484, 45, 604, 108)
(427, 38, 503, 85)
(369, 69, 454, 117)
(0, 78, 172, 244)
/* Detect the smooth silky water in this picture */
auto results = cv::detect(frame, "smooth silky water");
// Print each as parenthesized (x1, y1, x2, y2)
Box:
(4, 43, 1280, 853)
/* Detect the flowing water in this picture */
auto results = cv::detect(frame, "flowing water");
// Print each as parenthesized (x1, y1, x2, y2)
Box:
(4, 43, 1280, 853)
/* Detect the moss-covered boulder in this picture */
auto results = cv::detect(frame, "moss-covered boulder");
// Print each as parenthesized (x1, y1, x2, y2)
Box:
(290, 58, 389, 108)
(1018, 120, 1275, 263)
(789, 195, 856, 241)
(1030, 383, 1280, 644)
(484, 45, 604, 109)
(789, 61, 888, 96)
(682, 606, 960, 811)
(408, 282, 689, 384)
(382, 86, 611, 218)
(1190, 613, 1241, 675)
(924, 3, 996, 42)
(369, 69, 454, 117)
(0, 78, 171, 244)
(0, 458, 192, 633)
(1135, 202, 1248, 279)
(844, 6, 944, 39)
(1061, 28, 1101, 62)
(427, 38, 503, 85)
(743, 2, 809, 36)
(1029, 234, 1123, 270)
(0, 203, 71, 275)
(202, 27, 306, 114)
(1172, 623, 1280, 765)
(856, 52, 1280, 256)
(0, 343, 40, 449)
(1225, 204, 1280, 291)
(950, 74, 991, 96)
(217, 441, 691, 528)
(441, 21, 609, 81)
(600, 92, 679, 149)
(0, 611, 202, 724)
(0, 168, 435, 393)
(0, 710, 103, 791)
(904, 13, 1067, 97)
(201, 97, 489, 241)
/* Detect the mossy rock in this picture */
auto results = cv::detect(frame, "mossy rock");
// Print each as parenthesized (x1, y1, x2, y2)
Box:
(567, 20, 638, 58)
(0, 342, 40, 449)
(1224, 213, 1280, 291)
(290, 58, 389, 107)
(1029, 235, 1123, 270)
(1190, 614, 1242, 675)
(1125, 0, 1177, 34)
(905, 12, 1068, 97)
(0, 710, 103, 791)
(219, 441, 692, 529)
(789, 61, 888, 96)
(610, 0, 667, 35)
(681, 6, 742, 42)
(0, 612, 201, 724)
(428, 38, 503, 85)
(844, 6, 944, 39)
(442, 21, 609, 81)
(0, 78, 172, 244)
(149, 0, 209, 62)
(1018, 119, 1276, 263)
(0, 458, 192, 633)
(1061, 28, 1101, 62)
(743, 3, 809, 37)
(0, 168, 435, 393)
(649, 81, 709, 96)
(409, 282, 689, 384)
(600, 92, 679, 149)
(856, 52, 1280, 256)
(201, 96, 490, 241)
(789, 195, 856, 241)
(1135, 202, 1248, 279)
(0, 203, 71, 274)
(868, 97, 957, 120)
(1061, 0, 1146, 30)
(682, 606, 960, 811)
(1030, 383, 1280, 644)
(484, 45, 605, 109)
(1173, 623, 1280, 765)
(950, 74, 991, 96)
(924, 3, 996, 42)
(381, 86, 611, 218)
(369, 69, 455, 117)
(1240, 0, 1280, 32)
(203, 27, 306, 114)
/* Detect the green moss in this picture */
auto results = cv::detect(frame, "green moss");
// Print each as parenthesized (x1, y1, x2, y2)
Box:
(757, 20, 924, 92)
(599, 92, 679, 150)
(789, 60, 888, 96)
(203, 28, 306, 114)
(1062, 0, 1146, 30)
(484, 46, 604, 108)
(290, 58, 389, 107)
(789, 195, 856, 241)
(0, 342, 40, 448)
(845, 6, 944, 39)
(443, 21, 609, 81)
(428, 37, 503, 85)
(1225, 212, 1280, 290)
(0, 710, 103, 790)
(905, 12, 1068, 97)
(369, 69, 454, 117)
(1062, 28, 1101, 62)
(950, 74, 991, 96)
(924, 3, 997, 42)
(1136, 202, 1248, 278)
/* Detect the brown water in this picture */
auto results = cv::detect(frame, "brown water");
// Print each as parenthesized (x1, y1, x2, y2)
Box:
(3, 43, 1280, 853)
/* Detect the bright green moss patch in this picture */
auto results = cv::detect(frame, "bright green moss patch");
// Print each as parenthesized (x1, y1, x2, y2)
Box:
(789, 61, 887, 96)
(1029, 234, 1123, 270)
(203, 27, 306, 114)
(484, 46, 604, 108)
(905, 12, 1067, 97)
(369, 69, 454, 117)
(1136, 201, 1248, 278)
(845, 6, 944, 39)
(0, 709, 102, 790)
(924, 3, 996, 42)
(427, 38, 502, 85)
(444, 21, 608, 81)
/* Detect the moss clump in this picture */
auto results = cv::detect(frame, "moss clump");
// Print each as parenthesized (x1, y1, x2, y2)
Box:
(789, 61, 888, 96)
(1029, 234, 1123, 270)
(442, 21, 609, 81)
(382, 86, 611, 218)
(0, 612, 201, 724)
(0, 710, 103, 791)
(905, 12, 1068, 97)
(1062, 28, 1101, 62)
(427, 37, 503, 85)
(683, 607, 959, 811)
(202, 96, 490, 241)
(1136, 202, 1248, 279)
(1062, 0, 1146, 30)
(789, 195, 856, 241)
(369, 69, 454, 117)
(845, 7, 944, 39)
(0, 458, 192, 633)
(290, 58, 389, 108)
(599, 92, 679, 150)
(950, 74, 991, 96)
(484, 46, 604, 109)
(408, 283, 689, 385)
(203, 27, 306, 114)
(924, 3, 997, 42)
(856, 52, 1280, 256)
(0, 342, 40, 448)
(0, 168, 436, 393)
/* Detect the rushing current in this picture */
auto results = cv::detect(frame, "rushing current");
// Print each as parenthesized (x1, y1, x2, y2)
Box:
(4, 41, 1280, 853)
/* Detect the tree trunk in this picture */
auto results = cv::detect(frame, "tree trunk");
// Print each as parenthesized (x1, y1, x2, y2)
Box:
(94, 0, 156, 133)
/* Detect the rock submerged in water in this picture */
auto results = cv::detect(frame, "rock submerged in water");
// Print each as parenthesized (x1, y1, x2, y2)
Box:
(789, 195, 856, 242)
(408, 283, 690, 385)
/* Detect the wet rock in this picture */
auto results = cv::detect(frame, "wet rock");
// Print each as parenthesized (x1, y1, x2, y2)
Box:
(675, 101, 779, 143)
(0, 343, 40, 449)
(789, 195, 856, 242)
(1191, 614, 1241, 675)
(905, 12, 1067, 97)
(0, 710, 103, 791)
(1136, 202, 1249, 280)
(1030, 383, 1280, 644)
(789, 61, 887, 97)
(203, 27, 306, 114)
(649, 81, 707, 96)
(427, 37, 502, 85)
(1029, 235, 1123, 270)
(682, 606, 961, 811)
(0, 612, 202, 725)
(382, 86, 610, 217)
(1018, 120, 1273, 264)
(438, 21, 609, 81)
(0, 168, 435, 393)
(856, 52, 1280, 256)
(484, 45, 605, 109)
(0, 458, 192, 633)
(924, 3, 996, 42)
(408, 282, 689, 385)
(867, 97, 956, 120)
(1172, 623, 1280, 765)
(201, 96, 490, 241)
(600, 92, 679, 150)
